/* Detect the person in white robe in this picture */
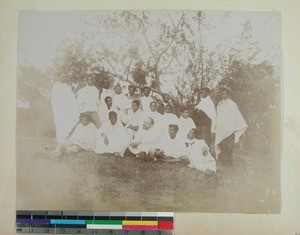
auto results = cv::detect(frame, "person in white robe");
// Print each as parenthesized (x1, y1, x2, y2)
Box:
(51, 79, 79, 147)
(99, 79, 115, 105)
(186, 128, 216, 173)
(140, 86, 154, 113)
(140, 101, 162, 130)
(127, 117, 159, 159)
(215, 88, 248, 166)
(77, 77, 101, 128)
(178, 107, 196, 141)
(126, 85, 140, 102)
(154, 125, 187, 162)
(113, 85, 132, 123)
(123, 100, 144, 140)
(63, 113, 97, 155)
(98, 96, 118, 124)
(194, 87, 217, 146)
(95, 111, 129, 157)
(160, 104, 178, 136)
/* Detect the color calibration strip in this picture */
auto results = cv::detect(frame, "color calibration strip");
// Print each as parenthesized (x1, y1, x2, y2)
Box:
(16, 211, 174, 234)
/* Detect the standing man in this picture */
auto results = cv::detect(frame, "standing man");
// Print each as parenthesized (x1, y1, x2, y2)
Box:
(77, 77, 101, 128)
(194, 87, 216, 146)
(215, 88, 248, 166)
(140, 86, 154, 113)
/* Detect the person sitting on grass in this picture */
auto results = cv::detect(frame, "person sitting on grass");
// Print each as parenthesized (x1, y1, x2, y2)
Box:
(125, 117, 158, 160)
(94, 111, 129, 157)
(177, 107, 196, 141)
(154, 124, 187, 162)
(186, 128, 216, 174)
(123, 100, 144, 140)
(54, 113, 97, 156)
(98, 96, 118, 124)
(160, 104, 178, 135)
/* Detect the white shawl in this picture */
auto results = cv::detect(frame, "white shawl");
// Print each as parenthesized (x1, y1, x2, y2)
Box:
(215, 98, 248, 146)
(195, 96, 217, 133)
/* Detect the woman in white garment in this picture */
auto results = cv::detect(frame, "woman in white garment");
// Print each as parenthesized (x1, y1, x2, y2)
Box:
(51, 78, 79, 150)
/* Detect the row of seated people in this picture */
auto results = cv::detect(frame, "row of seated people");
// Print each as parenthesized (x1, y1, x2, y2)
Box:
(57, 107, 216, 174)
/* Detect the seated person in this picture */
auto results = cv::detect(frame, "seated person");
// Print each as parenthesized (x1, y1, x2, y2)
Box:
(178, 107, 196, 140)
(123, 100, 144, 140)
(185, 128, 216, 173)
(59, 113, 97, 155)
(154, 125, 187, 162)
(95, 111, 129, 157)
(139, 101, 161, 129)
(126, 117, 158, 160)
(98, 96, 118, 124)
(160, 104, 178, 135)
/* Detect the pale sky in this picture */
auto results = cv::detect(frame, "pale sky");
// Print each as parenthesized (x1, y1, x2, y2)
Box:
(18, 10, 281, 74)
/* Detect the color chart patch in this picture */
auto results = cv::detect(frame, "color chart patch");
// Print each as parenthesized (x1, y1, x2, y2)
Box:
(16, 211, 174, 234)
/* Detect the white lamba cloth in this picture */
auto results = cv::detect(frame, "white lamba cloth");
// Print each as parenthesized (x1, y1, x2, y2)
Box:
(215, 98, 248, 146)
(51, 82, 79, 144)
(129, 128, 159, 154)
(98, 104, 118, 124)
(177, 116, 196, 139)
(65, 123, 97, 151)
(159, 134, 187, 158)
(95, 121, 129, 154)
(140, 96, 154, 113)
(187, 139, 216, 172)
(77, 85, 99, 113)
(160, 113, 178, 134)
(195, 96, 217, 133)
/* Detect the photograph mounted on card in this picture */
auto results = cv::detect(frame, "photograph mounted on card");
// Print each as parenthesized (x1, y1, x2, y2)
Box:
(16, 10, 281, 213)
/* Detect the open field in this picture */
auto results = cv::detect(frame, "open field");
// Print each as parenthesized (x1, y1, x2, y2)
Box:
(16, 137, 280, 213)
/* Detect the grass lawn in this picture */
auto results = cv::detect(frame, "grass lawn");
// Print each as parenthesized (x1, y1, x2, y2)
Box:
(16, 137, 280, 213)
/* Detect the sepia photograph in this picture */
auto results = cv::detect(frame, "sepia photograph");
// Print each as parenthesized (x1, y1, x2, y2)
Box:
(16, 10, 281, 213)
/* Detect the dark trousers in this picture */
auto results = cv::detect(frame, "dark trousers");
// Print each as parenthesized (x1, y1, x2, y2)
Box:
(218, 133, 235, 166)
(197, 126, 211, 146)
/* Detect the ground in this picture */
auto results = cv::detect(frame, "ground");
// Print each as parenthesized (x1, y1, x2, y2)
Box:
(16, 137, 280, 213)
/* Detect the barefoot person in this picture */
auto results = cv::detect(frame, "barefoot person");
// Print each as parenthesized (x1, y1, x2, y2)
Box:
(215, 88, 248, 166)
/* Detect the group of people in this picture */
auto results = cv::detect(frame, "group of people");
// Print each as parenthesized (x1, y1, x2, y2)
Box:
(51, 76, 248, 174)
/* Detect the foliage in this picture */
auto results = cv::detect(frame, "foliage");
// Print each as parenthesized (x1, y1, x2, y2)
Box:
(17, 11, 281, 150)
(217, 60, 280, 149)
(18, 65, 51, 107)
